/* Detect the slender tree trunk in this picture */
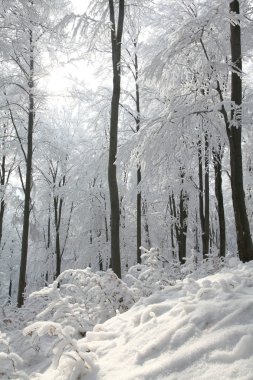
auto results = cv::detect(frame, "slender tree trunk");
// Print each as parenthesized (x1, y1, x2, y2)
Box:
(108, 0, 125, 278)
(0, 198, 4, 246)
(45, 206, 51, 285)
(213, 145, 226, 257)
(143, 200, 151, 249)
(17, 30, 34, 308)
(198, 136, 210, 259)
(178, 188, 189, 264)
(227, 0, 253, 262)
(55, 231, 61, 278)
(0, 126, 9, 247)
(135, 46, 142, 264)
(197, 140, 205, 257)
(0, 150, 6, 246)
(169, 196, 176, 258)
(8, 279, 12, 302)
(194, 210, 200, 252)
(54, 196, 63, 279)
(203, 133, 210, 258)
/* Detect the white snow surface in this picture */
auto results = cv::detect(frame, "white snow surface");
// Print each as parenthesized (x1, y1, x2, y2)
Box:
(2, 261, 253, 380)
(85, 262, 253, 380)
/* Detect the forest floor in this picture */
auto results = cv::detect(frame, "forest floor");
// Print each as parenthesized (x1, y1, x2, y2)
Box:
(1, 260, 253, 379)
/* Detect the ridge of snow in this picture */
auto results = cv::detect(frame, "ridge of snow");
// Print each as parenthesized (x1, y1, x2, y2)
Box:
(83, 262, 253, 380)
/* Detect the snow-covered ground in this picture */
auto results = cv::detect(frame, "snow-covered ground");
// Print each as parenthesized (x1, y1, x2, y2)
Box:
(1, 260, 253, 380)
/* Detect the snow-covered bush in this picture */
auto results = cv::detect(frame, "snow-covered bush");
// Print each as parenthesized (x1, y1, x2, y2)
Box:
(181, 250, 226, 278)
(125, 247, 237, 298)
(23, 321, 96, 380)
(29, 268, 136, 333)
(0, 331, 28, 379)
(125, 247, 177, 297)
(21, 267, 135, 377)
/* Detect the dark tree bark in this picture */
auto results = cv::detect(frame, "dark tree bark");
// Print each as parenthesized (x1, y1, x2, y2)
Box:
(200, 2, 253, 261)
(170, 170, 189, 264)
(169, 196, 176, 258)
(8, 279, 12, 301)
(134, 45, 142, 264)
(198, 135, 210, 259)
(197, 135, 210, 259)
(178, 188, 189, 264)
(54, 195, 63, 279)
(108, 0, 125, 278)
(227, 0, 253, 262)
(17, 29, 34, 308)
(213, 145, 226, 257)
(142, 200, 151, 249)
(203, 133, 210, 259)
(0, 154, 6, 246)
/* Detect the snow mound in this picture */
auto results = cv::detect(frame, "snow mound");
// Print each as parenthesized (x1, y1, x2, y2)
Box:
(84, 262, 253, 380)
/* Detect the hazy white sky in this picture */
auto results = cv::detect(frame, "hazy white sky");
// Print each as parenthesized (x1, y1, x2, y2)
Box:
(46, 0, 96, 99)
(71, 0, 90, 13)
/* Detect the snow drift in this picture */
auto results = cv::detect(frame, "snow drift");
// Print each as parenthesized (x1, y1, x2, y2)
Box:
(1, 260, 253, 379)
(84, 261, 253, 380)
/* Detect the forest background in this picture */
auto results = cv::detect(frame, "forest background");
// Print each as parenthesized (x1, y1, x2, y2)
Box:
(0, 0, 253, 307)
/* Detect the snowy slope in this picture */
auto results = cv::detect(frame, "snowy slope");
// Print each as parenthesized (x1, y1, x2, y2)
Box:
(2, 261, 253, 380)
(84, 262, 253, 380)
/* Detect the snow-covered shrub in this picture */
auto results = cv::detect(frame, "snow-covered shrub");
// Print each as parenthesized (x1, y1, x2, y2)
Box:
(125, 247, 236, 298)
(29, 268, 135, 333)
(181, 250, 226, 279)
(23, 321, 96, 380)
(22, 268, 135, 378)
(125, 247, 177, 297)
(0, 331, 28, 379)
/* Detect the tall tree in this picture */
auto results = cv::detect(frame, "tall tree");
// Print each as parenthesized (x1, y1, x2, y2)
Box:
(108, 0, 125, 278)
(0, 123, 16, 247)
(17, 19, 35, 308)
(227, 0, 253, 262)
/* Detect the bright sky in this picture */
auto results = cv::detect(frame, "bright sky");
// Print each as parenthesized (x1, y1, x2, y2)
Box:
(71, 0, 90, 13)
(46, 0, 96, 100)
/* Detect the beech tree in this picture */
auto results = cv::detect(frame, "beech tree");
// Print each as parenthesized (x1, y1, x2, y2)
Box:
(227, 0, 253, 262)
(0, 0, 69, 306)
(108, 0, 125, 278)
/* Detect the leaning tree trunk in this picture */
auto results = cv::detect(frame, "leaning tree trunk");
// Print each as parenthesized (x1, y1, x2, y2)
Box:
(108, 0, 125, 278)
(227, 0, 253, 262)
(17, 30, 34, 308)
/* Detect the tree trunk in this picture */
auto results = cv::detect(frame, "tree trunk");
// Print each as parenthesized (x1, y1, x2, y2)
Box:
(213, 145, 226, 257)
(0, 198, 4, 246)
(169, 196, 176, 259)
(17, 30, 34, 308)
(54, 196, 63, 279)
(108, 0, 125, 278)
(143, 200, 151, 249)
(133, 41, 142, 264)
(203, 133, 210, 259)
(178, 188, 189, 264)
(197, 139, 205, 257)
(227, 0, 253, 262)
